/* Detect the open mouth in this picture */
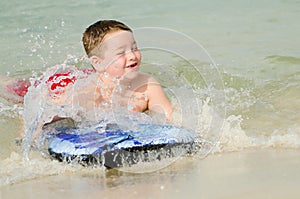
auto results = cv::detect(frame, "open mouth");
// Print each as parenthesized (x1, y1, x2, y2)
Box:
(126, 63, 138, 69)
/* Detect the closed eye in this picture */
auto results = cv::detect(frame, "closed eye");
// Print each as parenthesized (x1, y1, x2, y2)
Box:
(131, 43, 138, 51)
(116, 51, 125, 55)
(132, 46, 138, 51)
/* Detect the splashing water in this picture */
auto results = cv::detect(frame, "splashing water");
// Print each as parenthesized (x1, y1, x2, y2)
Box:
(2, 61, 299, 185)
(21, 64, 97, 159)
(21, 64, 162, 160)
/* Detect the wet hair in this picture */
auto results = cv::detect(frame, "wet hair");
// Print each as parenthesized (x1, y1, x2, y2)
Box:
(82, 20, 132, 57)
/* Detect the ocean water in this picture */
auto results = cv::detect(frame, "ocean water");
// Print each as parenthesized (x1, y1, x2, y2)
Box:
(0, 0, 299, 187)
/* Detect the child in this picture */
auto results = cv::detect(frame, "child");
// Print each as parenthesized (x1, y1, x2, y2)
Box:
(10, 20, 172, 142)
(5, 20, 172, 118)
(80, 20, 172, 120)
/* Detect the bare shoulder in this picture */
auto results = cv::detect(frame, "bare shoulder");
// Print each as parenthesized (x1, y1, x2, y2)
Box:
(136, 73, 172, 120)
(128, 72, 160, 93)
(133, 72, 159, 85)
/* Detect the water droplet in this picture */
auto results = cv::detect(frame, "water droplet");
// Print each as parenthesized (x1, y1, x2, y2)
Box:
(128, 103, 134, 111)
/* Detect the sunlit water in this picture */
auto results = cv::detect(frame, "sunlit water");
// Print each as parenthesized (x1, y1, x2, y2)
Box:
(0, 0, 299, 187)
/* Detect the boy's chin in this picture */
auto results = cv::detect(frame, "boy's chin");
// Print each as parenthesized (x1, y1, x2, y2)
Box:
(122, 70, 139, 79)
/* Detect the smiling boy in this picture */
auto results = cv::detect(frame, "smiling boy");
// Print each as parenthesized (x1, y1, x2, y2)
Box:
(3, 20, 173, 139)
(81, 20, 172, 120)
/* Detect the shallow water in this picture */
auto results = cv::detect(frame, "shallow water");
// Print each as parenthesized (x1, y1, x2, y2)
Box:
(1, 149, 300, 199)
(0, 0, 299, 195)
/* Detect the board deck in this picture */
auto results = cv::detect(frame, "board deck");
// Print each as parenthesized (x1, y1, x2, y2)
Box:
(48, 123, 197, 168)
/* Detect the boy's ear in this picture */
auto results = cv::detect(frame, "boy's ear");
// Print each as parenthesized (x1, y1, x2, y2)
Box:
(90, 55, 105, 73)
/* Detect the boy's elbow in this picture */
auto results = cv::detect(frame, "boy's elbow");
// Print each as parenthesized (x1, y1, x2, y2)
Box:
(148, 102, 172, 122)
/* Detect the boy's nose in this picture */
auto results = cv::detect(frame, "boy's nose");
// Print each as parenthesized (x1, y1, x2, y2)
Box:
(126, 50, 137, 60)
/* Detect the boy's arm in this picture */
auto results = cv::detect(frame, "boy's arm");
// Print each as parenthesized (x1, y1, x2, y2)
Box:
(147, 78, 172, 121)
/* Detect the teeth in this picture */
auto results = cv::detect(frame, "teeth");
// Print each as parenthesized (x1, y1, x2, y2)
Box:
(127, 63, 136, 68)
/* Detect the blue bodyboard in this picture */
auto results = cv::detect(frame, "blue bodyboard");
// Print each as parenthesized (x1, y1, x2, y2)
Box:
(48, 123, 197, 168)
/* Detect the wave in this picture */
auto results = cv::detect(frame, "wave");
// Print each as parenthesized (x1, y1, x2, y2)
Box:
(0, 60, 299, 186)
(265, 55, 300, 65)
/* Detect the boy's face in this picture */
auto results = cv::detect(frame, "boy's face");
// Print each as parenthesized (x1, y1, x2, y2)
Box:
(93, 30, 141, 78)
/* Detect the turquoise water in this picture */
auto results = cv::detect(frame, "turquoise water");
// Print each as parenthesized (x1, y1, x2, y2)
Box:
(0, 0, 299, 186)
